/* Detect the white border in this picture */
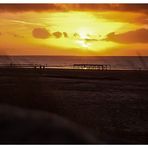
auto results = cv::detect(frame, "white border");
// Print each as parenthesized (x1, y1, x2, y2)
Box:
(0, 145, 148, 147)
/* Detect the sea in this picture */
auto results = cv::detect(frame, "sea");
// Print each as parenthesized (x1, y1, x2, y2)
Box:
(0, 56, 148, 70)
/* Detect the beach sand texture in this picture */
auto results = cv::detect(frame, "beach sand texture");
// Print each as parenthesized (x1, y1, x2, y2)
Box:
(0, 68, 148, 144)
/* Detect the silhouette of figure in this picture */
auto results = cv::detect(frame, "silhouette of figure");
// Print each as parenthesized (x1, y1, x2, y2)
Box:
(34, 65, 37, 70)
(43, 65, 45, 70)
(10, 63, 13, 68)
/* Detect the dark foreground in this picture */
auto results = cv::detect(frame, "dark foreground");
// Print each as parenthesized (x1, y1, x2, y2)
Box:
(0, 68, 148, 144)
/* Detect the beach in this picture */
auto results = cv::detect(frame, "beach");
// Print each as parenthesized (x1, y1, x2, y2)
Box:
(0, 68, 148, 144)
(1, 2, 148, 144)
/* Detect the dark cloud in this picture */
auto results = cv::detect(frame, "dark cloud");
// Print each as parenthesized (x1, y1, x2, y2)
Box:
(0, 4, 148, 14)
(60, 4, 148, 15)
(63, 32, 68, 38)
(52, 31, 62, 38)
(32, 28, 68, 39)
(32, 28, 51, 39)
(84, 38, 98, 43)
(0, 4, 63, 12)
(77, 4, 148, 14)
(73, 33, 80, 39)
(105, 28, 148, 43)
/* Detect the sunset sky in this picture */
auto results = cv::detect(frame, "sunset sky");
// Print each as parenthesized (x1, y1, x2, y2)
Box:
(0, 4, 148, 56)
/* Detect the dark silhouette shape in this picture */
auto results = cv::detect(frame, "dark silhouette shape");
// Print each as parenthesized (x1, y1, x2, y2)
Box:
(0, 104, 97, 144)
(136, 51, 147, 70)
(73, 64, 111, 70)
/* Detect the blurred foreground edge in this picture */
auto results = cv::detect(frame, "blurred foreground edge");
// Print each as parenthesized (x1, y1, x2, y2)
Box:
(0, 104, 98, 144)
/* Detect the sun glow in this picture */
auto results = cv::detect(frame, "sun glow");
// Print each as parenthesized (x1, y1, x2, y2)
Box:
(77, 27, 94, 39)
(0, 7, 144, 56)
(79, 32, 88, 39)
(76, 40, 90, 48)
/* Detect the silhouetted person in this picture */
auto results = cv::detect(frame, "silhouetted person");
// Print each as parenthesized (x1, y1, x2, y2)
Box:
(43, 65, 45, 70)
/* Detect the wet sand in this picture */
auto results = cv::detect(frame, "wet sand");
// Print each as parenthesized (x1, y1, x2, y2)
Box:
(0, 68, 148, 144)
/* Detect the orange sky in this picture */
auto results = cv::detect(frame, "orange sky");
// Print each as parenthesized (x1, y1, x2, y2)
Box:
(0, 4, 148, 56)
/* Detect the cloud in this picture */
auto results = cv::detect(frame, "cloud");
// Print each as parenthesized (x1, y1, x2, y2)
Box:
(52, 31, 62, 38)
(84, 38, 98, 43)
(32, 28, 68, 39)
(63, 32, 68, 38)
(105, 28, 148, 43)
(73, 33, 80, 39)
(0, 4, 62, 12)
(58, 4, 148, 15)
(0, 4, 148, 14)
(32, 28, 51, 39)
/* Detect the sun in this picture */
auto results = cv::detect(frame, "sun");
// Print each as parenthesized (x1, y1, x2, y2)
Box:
(79, 32, 88, 39)
(78, 27, 94, 39)
(75, 28, 93, 48)
(76, 40, 89, 48)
